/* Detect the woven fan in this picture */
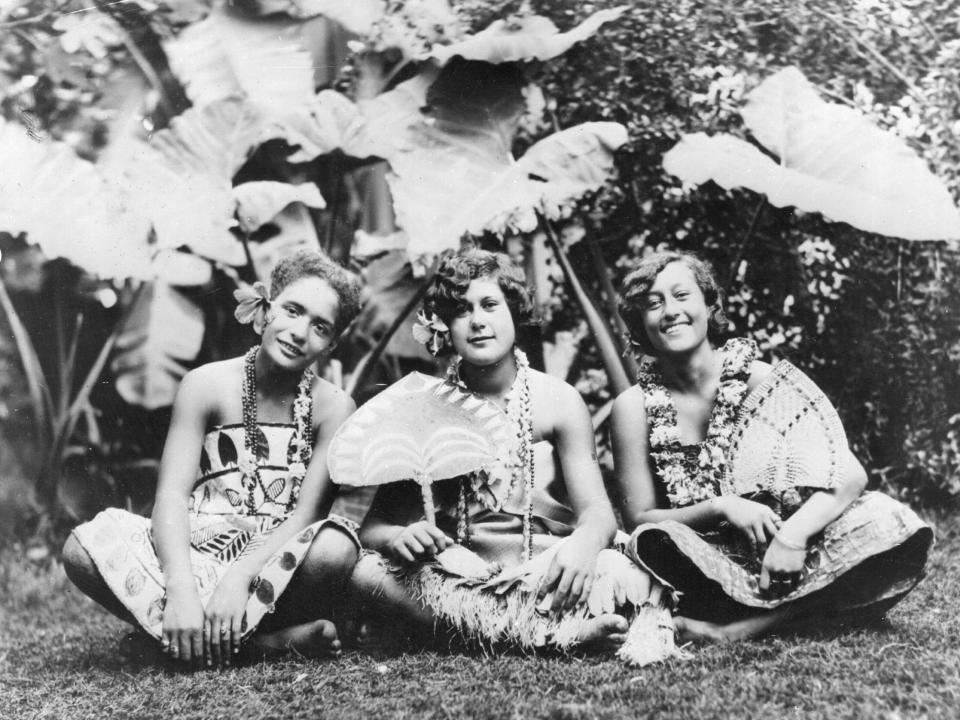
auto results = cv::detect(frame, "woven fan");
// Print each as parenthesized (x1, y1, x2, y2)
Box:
(723, 361, 848, 497)
(327, 372, 509, 524)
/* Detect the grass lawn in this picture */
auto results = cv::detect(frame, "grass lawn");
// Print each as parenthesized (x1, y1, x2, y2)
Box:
(2, 514, 958, 720)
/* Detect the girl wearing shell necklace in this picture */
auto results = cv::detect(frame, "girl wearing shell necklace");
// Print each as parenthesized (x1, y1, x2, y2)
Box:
(62, 250, 362, 668)
(357, 249, 633, 650)
(611, 251, 930, 643)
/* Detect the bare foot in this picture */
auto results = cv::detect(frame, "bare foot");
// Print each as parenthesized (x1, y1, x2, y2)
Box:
(252, 618, 341, 658)
(674, 611, 787, 644)
(576, 613, 629, 651)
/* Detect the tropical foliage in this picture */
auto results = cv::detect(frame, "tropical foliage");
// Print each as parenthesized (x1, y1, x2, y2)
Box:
(1, 0, 959, 542)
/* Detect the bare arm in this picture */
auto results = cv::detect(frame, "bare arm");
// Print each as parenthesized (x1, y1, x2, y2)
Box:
(153, 368, 215, 593)
(778, 449, 867, 545)
(359, 480, 452, 563)
(611, 385, 725, 532)
(151, 366, 216, 664)
(536, 375, 617, 610)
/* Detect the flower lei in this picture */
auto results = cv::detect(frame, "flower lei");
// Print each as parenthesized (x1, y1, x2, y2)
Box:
(240, 346, 314, 515)
(638, 338, 757, 508)
(446, 347, 536, 560)
(412, 310, 450, 356)
(234, 282, 271, 335)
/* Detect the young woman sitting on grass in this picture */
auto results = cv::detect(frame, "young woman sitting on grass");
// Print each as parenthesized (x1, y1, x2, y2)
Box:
(611, 250, 933, 643)
(62, 250, 362, 667)
(350, 249, 675, 659)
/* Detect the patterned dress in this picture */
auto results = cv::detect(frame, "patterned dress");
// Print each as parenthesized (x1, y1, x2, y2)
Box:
(627, 341, 933, 623)
(71, 423, 358, 641)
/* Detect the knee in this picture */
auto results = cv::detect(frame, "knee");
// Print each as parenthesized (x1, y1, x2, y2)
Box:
(60, 533, 93, 583)
(61, 532, 95, 586)
(301, 526, 359, 579)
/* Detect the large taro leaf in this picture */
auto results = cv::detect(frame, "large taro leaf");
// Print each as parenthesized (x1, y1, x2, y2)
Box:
(664, 67, 960, 241)
(243, 0, 385, 33)
(385, 120, 628, 256)
(112, 281, 205, 410)
(431, 6, 627, 64)
(114, 99, 277, 265)
(0, 117, 152, 280)
(233, 181, 326, 233)
(164, 5, 315, 112)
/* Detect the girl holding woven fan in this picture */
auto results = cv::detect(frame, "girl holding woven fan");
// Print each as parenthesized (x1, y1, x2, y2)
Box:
(352, 249, 678, 662)
(611, 250, 932, 642)
(62, 250, 362, 667)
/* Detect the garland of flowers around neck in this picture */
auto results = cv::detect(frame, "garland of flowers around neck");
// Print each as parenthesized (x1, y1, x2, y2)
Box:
(638, 338, 757, 508)
(446, 347, 535, 560)
(239, 346, 314, 515)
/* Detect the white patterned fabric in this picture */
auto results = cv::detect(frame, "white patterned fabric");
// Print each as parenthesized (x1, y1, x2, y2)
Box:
(71, 423, 358, 640)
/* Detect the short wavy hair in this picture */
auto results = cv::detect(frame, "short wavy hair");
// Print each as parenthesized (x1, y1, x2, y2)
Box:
(618, 251, 727, 356)
(270, 250, 362, 333)
(423, 249, 536, 356)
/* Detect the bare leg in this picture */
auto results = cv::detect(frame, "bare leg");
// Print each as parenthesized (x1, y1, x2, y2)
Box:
(252, 526, 359, 657)
(345, 552, 436, 648)
(62, 533, 139, 626)
(675, 606, 795, 644)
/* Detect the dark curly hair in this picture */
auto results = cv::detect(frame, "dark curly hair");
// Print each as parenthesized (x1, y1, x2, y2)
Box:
(270, 249, 362, 333)
(618, 251, 727, 356)
(423, 249, 536, 356)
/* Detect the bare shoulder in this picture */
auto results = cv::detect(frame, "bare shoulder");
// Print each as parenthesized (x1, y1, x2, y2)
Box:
(745, 359, 775, 391)
(528, 368, 585, 407)
(179, 358, 240, 398)
(311, 377, 356, 424)
(611, 384, 647, 424)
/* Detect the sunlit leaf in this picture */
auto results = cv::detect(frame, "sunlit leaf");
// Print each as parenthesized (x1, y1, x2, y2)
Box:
(248, 204, 322, 281)
(113, 99, 275, 265)
(52, 11, 123, 59)
(431, 6, 627, 64)
(153, 250, 214, 287)
(0, 117, 153, 280)
(243, 0, 385, 33)
(385, 119, 627, 256)
(112, 282, 205, 410)
(233, 181, 325, 233)
(664, 67, 960, 241)
(164, 5, 315, 111)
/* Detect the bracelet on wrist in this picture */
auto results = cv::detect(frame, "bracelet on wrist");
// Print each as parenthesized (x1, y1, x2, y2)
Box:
(773, 533, 807, 551)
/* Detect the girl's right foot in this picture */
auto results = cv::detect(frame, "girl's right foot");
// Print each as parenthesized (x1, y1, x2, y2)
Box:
(252, 618, 342, 657)
(576, 613, 629, 650)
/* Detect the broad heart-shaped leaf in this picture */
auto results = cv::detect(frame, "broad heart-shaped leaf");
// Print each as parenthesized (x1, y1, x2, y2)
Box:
(327, 372, 510, 487)
(112, 281, 205, 410)
(112, 99, 278, 265)
(243, 0, 384, 33)
(164, 5, 315, 112)
(385, 121, 628, 256)
(431, 6, 628, 64)
(0, 118, 153, 280)
(665, 67, 960, 241)
(233, 181, 326, 233)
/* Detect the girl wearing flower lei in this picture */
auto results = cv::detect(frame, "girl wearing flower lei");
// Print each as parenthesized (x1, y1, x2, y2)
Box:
(63, 250, 363, 667)
(353, 249, 675, 657)
(611, 250, 932, 642)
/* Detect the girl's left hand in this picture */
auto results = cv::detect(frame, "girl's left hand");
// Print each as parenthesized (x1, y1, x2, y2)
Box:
(538, 540, 597, 612)
(203, 572, 251, 667)
(759, 536, 807, 597)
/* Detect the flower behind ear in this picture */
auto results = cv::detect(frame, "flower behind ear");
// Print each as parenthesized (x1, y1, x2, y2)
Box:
(412, 310, 450, 356)
(234, 281, 271, 335)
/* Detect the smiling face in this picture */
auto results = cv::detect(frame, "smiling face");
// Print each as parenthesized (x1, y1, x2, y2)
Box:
(260, 276, 340, 372)
(448, 278, 517, 367)
(640, 261, 710, 356)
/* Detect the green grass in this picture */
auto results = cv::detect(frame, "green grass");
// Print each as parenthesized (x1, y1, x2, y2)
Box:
(2, 515, 959, 720)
